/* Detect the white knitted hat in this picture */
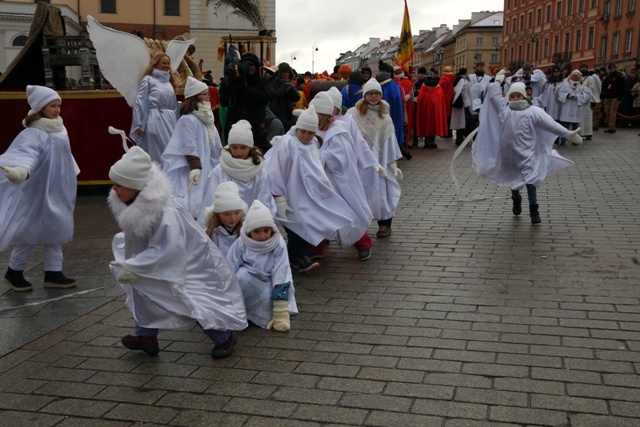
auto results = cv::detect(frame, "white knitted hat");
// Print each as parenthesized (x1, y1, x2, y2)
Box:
(26, 85, 60, 112)
(295, 105, 319, 132)
(363, 78, 382, 96)
(327, 86, 343, 109)
(507, 82, 526, 98)
(228, 119, 254, 147)
(569, 69, 583, 78)
(309, 91, 334, 115)
(184, 76, 209, 99)
(213, 181, 247, 213)
(109, 146, 152, 190)
(244, 200, 277, 233)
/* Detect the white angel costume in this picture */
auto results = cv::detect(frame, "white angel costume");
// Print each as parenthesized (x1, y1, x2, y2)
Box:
(163, 109, 222, 218)
(541, 81, 564, 120)
(557, 80, 591, 124)
(108, 164, 247, 332)
(317, 121, 373, 246)
(472, 82, 574, 190)
(0, 120, 79, 254)
(226, 228, 297, 329)
(347, 101, 402, 221)
(265, 131, 356, 246)
(207, 225, 238, 258)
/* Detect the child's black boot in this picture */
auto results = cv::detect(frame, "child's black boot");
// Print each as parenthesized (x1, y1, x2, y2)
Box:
(511, 195, 522, 216)
(44, 271, 77, 288)
(4, 267, 32, 292)
(529, 204, 541, 224)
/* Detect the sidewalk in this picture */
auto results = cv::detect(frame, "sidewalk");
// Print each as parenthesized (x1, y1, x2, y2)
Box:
(1, 129, 640, 426)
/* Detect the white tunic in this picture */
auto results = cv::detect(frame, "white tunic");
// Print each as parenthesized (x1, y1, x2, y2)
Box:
(0, 125, 79, 251)
(451, 77, 471, 130)
(209, 225, 238, 259)
(226, 231, 297, 329)
(541, 81, 564, 120)
(472, 82, 574, 190)
(130, 71, 178, 164)
(557, 81, 591, 123)
(109, 166, 247, 331)
(162, 114, 222, 218)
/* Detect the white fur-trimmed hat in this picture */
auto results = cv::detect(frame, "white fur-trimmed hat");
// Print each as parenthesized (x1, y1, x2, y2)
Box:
(295, 105, 319, 132)
(569, 69, 583, 78)
(327, 86, 343, 109)
(26, 85, 60, 112)
(244, 199, 277, 233)
(213, 181, 247, 213)
(109, 146, 152, 190)
(228, 119, 254, 147)
(363, 78, 382, 95)
(184, 76, 209, 99)
(309, 91, 334, 115)
(507, 82, 527, 98)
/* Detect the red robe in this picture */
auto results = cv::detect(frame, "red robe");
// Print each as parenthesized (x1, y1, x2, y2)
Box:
(438, 73, 456, 117)
(395, 76, 414, 145)
(416, 85, 448, 137)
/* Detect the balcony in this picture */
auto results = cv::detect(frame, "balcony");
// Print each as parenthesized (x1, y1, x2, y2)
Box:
(552, 51, 572, 64)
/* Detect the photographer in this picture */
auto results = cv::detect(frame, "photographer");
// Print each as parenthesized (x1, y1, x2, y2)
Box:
(269, 62, 300, 132)
(219, 52, 272, 152)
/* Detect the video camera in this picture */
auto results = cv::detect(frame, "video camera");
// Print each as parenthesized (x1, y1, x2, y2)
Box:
(224, 45, 250, 79)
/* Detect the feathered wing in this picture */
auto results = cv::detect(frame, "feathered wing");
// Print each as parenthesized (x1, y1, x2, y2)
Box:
(166, 38, 197, 73)
(87, 15, 150, 107)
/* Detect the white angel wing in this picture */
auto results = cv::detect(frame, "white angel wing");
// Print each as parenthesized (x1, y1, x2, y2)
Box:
(165, 38, 197, 73)
(87, 15, 150, 107)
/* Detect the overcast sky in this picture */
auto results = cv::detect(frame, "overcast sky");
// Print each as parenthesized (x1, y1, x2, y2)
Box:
(274, 0, 504, 74)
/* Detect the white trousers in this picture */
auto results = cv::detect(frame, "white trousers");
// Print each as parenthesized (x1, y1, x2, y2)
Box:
(9, 243, 63, 271)
(580, 105, 594, 136)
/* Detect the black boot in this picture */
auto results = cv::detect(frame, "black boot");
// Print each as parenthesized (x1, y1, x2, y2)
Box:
(529, 204, 541, 224)
(512, 195, 522, 216)
(4, 267, 32, 292)
(44, 271, 77, 289)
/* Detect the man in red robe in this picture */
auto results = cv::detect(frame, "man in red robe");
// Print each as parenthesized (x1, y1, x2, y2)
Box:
(416, 71, 448, 149)
(438, 66, 456, 138)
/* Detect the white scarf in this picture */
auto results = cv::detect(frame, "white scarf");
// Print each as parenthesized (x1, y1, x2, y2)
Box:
(191, 102, 217, 147)
(219, 149, 263, 183)
(23, 112, 65, 132)
(509, 100, 530, 110)
(240, 227, 280, 254)
(152, 68, 170, 83)
(350, 102, 394, 152)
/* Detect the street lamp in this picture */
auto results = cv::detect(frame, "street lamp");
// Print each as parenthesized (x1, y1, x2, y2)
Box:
(312, 42, 319, 74)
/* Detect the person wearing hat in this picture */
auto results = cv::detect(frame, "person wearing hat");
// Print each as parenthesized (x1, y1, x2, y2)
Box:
(601, 63, 625, 132)
(415, 70, 448, 149)
(202, 181, 247, 257)
(347, 79, 403, 238)
(541, 65, 565, 133)
(557, 70, 591, 145)
(451, 67, 472, 146)
(162, 76, 223, 219)
(1, 85, 79, 292)
(376, 70, 411, 159)
(310, 91, 374, 261)
(265, 106, 355, 272)
(226, 200, 297, 332)
(108, 146, 247, 358)
(270, 62, 301, 132)
(394, 65, 415, 144)
(472, 77, 579, 224)
(219, 52, 273, 151)
(360, 66, 372, 82)
(198, 119, 276, 223)
(130, 53, 178, 164)
(468, 61, 492, 115)
(341, 70, 366, 109)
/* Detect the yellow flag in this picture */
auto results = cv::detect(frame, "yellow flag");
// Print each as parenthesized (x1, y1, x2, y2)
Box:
(396, 0, 414, 75)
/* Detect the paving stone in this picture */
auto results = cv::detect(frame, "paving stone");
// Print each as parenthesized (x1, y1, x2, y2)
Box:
(39, 398, 117, 418)
(489, 405, 567, 425)
(102, 402, 178, 424)
(316, 377, 385, 394)
(0, 411, 64, 427)
(412, 399, 488, 419)
(290, 403, 368, 424)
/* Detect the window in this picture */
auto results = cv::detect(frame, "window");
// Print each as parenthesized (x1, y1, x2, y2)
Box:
(12, 35, 28, 46)
(528, 11, 533, 26)
(476, 37, 484, 46)
(505, 19, 510, 35)
(513, 19, 517, 33)
(34, 0, 50, 3)
(520, 14, 524, 29)
(576, 29, 582, 50)
(475, 54, 483, 62)
(568, 0, 573, 14)
(630, 0, 636, 11)
(554, 35, 560, 53)
(165, 0, 180, 16)
(612, 32, 619, 54)
(588, 27, 594, 48)
(601, 36, 607, 57)
(492, 37, 500, 46)
(544, 38, 549, 56)
(592, 0, 598, 7)
(557, 1, 563, 18)
(537, 8, 542, 24)
(491, 53, 499, 63)
(546, 4, 552, 21)
(625, 29, 633, 51)
(565, 32, 570, 51)
(507, 0, 510, 8)
(579, 0, 585, 11)
(100, 0, 116, 14)
(615, 0, 622, 15)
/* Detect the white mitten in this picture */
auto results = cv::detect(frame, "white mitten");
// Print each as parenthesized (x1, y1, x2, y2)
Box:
(389, 163, 403, 181)
(565, 128, 583, 145)
(4, 166, 28, 184)
(274, 196, 294, 219)
(266, 300, 291, 332)
(495, 69, 506, 84)
(373, 164, 388, 179)
(189, 169, 201, 184)
(110, 261, 137, 284)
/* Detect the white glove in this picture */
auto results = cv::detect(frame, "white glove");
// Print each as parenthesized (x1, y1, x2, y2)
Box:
(267, 300, 291, 332)
(4, 166, 28, 184)
(565, 128, 583, 145)
(373, 164, 388, 179)
(495, 69, 506, 84)
(110, 261, 137, 284)
(189, 169, 201, 184)
(274, 196, 293, 219)
(389, 163, 403, 181)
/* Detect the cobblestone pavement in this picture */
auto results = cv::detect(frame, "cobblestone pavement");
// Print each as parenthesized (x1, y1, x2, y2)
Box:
(1, 129, 640, 426)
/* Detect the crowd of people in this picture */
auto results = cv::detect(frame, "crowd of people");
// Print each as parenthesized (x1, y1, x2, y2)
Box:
(1, 50, 637, 359)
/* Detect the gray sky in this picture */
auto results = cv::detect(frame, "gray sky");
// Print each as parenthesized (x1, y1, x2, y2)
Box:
(275, 0, 504, 74)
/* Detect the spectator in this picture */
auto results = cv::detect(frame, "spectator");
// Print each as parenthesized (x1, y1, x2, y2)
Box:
(601, 63, 625, 133)
(269, 62, 300, 132)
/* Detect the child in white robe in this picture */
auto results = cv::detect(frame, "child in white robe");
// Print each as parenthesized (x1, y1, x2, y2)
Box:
(203, 181, 247, 257)
(226, 200, 297, 331)
(108, 147, 247, 359)
(1, 85, 79, 291)
(557, 70, 591, 146)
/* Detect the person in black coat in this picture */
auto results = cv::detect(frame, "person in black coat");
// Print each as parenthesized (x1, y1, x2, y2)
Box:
(601, 63, 626, 133)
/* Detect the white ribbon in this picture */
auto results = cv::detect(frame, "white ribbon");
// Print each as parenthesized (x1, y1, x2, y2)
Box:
(449, 127, 486, 202)
(0, 287, 105, 313)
